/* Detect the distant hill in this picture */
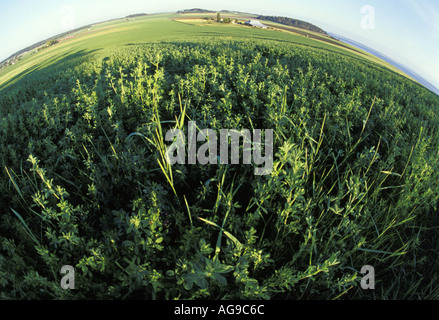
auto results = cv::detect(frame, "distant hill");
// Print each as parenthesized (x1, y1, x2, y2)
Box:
(176, 9, 327, 35)
(255, 15, 327, 35)
(177, 8, 247, 15)
(126, 13, 149, 18)
(177, 8, 216, 14)
(1, 9, 328, 67)
(0, 24, 92, 65)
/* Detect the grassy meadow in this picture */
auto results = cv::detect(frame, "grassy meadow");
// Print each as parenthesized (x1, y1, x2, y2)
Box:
(0, 13, 439, 300)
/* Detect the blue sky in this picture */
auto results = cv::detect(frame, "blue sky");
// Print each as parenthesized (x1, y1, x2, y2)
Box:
(0, 0, 438, 91)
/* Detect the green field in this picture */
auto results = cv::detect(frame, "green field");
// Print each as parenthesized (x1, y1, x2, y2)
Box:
(1, 13, 439, 300)
(0, 13, 410, 89)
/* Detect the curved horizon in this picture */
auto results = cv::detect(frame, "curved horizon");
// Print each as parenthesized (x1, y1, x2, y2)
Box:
(0, 1, 438, 95)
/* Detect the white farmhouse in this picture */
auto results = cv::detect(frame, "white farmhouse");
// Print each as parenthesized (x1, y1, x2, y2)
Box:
(244, 20, 268, 29)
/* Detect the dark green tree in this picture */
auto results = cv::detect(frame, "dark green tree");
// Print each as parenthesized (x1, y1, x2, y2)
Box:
(46, 40, 58, 47)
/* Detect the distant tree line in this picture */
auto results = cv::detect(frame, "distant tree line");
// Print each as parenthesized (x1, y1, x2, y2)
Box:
(177, 8, 239, 14)
(0, 25, 92, 65)
(177, 8, 215, 14)
(256, 15, 327, 34)
(126, 13, 149, 18)
(46, 40, 58, 47)
(33, 40, 60, 53)
(0, 55, 22, 69)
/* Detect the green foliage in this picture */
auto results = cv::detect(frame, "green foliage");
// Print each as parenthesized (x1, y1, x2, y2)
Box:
(46, 40, 59, 47)
(0, 38, 439, 300)
(256, 15, 327, 34)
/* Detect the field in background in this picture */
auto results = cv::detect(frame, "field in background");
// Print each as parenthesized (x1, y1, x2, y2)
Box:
(0, 13, 416, 89)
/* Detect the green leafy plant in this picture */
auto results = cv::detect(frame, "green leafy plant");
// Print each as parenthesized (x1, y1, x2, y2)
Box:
(0, 38, 438, 300)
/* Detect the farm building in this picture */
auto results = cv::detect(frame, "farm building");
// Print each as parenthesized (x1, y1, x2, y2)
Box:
(244, 20, 268, 28)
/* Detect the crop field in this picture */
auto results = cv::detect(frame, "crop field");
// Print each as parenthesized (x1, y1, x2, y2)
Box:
(0, 14, 439, 300)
